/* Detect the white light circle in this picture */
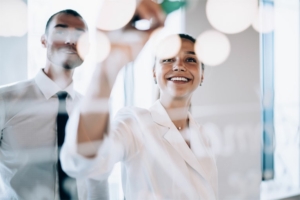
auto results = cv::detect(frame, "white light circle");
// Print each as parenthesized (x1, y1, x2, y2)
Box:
(155, 34, 181, 59)
(134, 19, 151, 31)
(96, 0, 136, 31)
(252, 4, 275, 34)
(93, 31, 111, 63)
(195, 30, 231, 66)
(77, 32, 90, 60)
(206, 0, 257, 34)
(87, 31, 111, 63)
(0, 0, 28, 37)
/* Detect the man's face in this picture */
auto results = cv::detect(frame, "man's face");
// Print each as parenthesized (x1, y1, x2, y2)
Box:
(42, 13, 87, 69)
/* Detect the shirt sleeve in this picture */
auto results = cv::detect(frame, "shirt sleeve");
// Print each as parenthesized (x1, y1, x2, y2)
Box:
(0, 93, 18, 199)
(60, 106, 137, 181)
(0, 95, 4, 145)
(0, 95, 7, 198)
(86, 179, 109, 200)
(76, 178, 109, 200)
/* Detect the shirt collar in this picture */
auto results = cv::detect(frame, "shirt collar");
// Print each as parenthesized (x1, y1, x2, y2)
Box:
(34, 69, 75, 100)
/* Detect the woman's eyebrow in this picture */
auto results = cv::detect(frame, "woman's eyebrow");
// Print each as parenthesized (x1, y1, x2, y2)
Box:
(185, 51, 196, 55)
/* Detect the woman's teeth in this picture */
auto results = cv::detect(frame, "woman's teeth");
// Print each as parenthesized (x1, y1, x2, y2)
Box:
(170, 77, 188, 82)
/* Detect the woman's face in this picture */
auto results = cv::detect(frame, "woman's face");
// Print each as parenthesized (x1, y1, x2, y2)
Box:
(153, 38, 203, 100)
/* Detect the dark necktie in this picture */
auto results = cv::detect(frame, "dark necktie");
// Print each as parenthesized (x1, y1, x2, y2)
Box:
(56, 91, 78, 200)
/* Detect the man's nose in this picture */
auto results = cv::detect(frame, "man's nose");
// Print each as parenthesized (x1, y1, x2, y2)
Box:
(65, 32, 76, 45)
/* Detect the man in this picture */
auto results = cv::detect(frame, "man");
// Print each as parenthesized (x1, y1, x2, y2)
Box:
(0, 9, 108, 199)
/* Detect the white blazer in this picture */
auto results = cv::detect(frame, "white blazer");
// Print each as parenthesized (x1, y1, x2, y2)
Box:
(61, 100, 218, 200)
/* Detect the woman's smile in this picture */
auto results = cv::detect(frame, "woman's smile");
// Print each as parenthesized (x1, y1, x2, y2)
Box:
(154, 38, 203, 99)
(167, 76, 191, 83)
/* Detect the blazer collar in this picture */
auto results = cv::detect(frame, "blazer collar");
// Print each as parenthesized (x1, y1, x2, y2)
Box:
(149, 100, 200, 131)
(149, 100, 174, 128)
(149, 100, 209, 180)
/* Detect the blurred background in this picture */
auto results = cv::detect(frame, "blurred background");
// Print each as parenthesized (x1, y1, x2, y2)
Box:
(0, 0, 299, 199)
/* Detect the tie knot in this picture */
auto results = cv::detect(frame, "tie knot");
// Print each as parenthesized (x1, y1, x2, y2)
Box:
(57, 91, 68, 100)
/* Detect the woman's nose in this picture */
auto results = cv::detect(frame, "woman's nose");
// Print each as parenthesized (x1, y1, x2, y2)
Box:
(173, 63, 186, 72)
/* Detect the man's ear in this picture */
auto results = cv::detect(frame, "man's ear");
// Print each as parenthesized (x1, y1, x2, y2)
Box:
(41, 34, 47, 48)
(153, 67, 157, 84)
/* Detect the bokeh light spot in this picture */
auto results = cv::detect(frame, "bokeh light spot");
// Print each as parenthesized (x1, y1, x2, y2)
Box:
(134, 19, 151, 31)
(252, 4, 275, 34)
(86, 31, 111, 63)
(77, 32, 90, 60)
(93, 31, 111, 63)
(195, 30, 231, 66)
(155, 34, 181, 60)
(206, 0, 257, 34)
(96, 0, 136, 31)
(0, 0, 28, 37)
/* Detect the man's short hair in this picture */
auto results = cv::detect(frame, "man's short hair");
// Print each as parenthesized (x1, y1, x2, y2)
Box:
(45, 9, 85, 33)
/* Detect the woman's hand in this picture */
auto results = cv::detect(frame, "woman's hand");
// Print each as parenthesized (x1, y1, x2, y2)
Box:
(88, 0, 165, 96)
(100, 0, 166, 88)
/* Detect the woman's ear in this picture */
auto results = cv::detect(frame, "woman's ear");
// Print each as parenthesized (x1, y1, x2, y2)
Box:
(200, 76, 204, 86)
(41, 34, 47, 48)
(200, 63, 204, 86)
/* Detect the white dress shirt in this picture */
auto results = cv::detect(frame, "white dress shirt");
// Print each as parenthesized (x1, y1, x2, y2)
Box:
(61, 100, 218, 200)
(0, 69, 108, 200)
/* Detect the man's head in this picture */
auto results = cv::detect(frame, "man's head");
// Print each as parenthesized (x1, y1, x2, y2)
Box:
(41, 9, 88, 69)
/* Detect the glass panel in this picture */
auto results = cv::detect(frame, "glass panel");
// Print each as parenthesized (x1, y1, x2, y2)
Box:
(261, 0, 300, 198)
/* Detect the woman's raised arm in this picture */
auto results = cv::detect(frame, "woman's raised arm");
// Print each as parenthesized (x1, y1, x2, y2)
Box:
(74, 0, 165, 158)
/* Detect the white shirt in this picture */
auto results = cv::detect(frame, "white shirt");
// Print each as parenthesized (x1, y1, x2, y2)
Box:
(0, 70, 108, 200)
(61, 100, 218, 200)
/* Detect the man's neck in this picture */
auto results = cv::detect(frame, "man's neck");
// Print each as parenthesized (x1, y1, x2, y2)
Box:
(44, 62, 74, 89)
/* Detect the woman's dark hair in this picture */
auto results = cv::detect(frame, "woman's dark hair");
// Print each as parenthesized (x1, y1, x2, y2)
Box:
(178, 33, 196, 43)
(154, 33, 205, 71)
(178, 34, 204, 71)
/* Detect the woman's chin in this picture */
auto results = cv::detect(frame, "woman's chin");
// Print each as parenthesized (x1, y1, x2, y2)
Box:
(171, 92, 191, 100)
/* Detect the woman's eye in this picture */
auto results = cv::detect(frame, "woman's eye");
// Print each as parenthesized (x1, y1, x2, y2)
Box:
(186, 58, 197, 63)
(162, 59, 173, 63)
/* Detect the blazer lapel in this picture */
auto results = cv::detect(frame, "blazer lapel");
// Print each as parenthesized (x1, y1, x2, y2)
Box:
(149, 101, 209, 181)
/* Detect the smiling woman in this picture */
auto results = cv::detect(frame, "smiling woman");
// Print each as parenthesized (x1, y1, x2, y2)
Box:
(154, 34, 204, 103)
(60, 28, 218, 199)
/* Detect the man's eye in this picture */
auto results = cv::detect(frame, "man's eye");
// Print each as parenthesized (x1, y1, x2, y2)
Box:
(74, 30, 83, 36)
(56, 30, 66, 35)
